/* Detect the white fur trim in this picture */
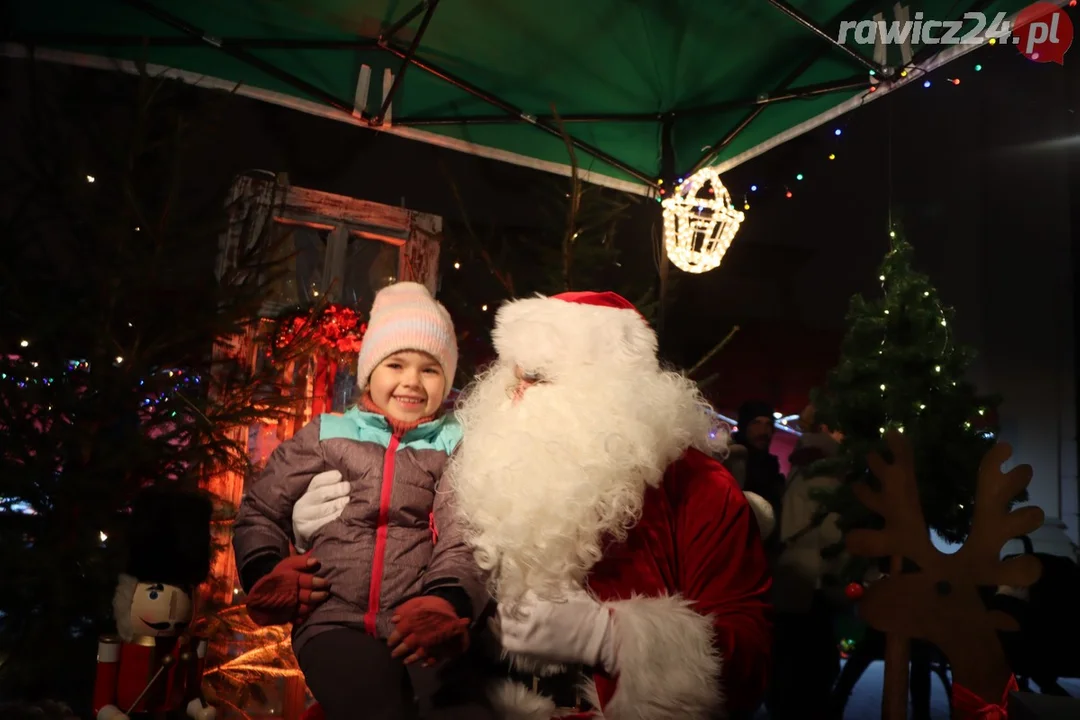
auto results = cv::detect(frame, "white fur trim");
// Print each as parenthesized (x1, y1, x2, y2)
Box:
(492, 296, 658, 377)
(742, 491, 776, 539)
(580, 680, 604, 718)
(601, 595, 723, 720)
(112, 573, 137, 642)
(488, 678, 559, 720)
(481, 619, 567, 677)
(504, 650, 568, 678)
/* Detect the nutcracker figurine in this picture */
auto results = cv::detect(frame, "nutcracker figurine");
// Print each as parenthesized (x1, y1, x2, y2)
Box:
(93, 487, 217, 720)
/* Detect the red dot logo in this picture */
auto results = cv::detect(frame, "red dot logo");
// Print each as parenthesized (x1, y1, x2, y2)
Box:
(1014, 2, 1073, 64)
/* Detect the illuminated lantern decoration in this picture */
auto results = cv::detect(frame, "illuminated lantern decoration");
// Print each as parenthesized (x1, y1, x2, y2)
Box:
(661, 167, 745, 274)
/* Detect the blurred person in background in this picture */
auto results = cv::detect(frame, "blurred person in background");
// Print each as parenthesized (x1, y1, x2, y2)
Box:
(766, 405, 846, 720)
(732, 400, 786, 527)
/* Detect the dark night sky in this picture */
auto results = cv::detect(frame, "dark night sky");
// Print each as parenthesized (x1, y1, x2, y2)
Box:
(2, 38, 1076, 413)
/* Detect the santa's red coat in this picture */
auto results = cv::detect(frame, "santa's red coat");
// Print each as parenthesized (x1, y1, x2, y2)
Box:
(495, 447, 773, 720)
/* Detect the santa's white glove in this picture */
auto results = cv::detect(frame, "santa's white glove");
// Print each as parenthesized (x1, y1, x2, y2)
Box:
(496, 590, 616, 671)
(97, 706, 129, 720)
(186, 698, 217, 720)
(292, 470, 350, 552)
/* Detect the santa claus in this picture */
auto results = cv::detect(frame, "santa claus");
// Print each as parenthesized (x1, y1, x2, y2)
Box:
(292, 290, 773, 720)
(445, 290, 772, 719)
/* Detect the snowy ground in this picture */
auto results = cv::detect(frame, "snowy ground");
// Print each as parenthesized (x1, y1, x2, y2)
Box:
(754, 660, 1080, 719)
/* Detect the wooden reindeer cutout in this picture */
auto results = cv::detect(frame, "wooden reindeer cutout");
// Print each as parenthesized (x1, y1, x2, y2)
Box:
(847, 431, 1044, 718)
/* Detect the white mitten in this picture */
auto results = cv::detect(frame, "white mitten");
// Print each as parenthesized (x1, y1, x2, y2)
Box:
(97, 705, 129, 720)
(187, 698, 217, 720)
(497, 590, 615, 671)
(292, 470, 350, 551)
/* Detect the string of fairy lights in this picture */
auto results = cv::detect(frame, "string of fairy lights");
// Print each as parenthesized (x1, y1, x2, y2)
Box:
(726, 29, 1047, 209)
(2, 338, 203, 417)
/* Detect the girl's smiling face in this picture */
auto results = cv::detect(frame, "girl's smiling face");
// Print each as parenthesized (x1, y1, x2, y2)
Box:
(368, 351, 446, 422)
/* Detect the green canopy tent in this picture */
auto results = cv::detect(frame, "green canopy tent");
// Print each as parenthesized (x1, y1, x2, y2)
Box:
(5, 0, 1050, 195)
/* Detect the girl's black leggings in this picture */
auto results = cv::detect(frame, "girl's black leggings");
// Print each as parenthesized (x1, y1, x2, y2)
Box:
(298, 626, 496, 720)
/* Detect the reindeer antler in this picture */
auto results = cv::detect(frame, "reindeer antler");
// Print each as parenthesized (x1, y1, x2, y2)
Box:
(955, 442, 1044, 589)
(846, 431, 939, 573)
(846, 432, 1046, 707)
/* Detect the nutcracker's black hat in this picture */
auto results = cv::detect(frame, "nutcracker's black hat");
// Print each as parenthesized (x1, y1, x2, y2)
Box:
(126, 486, 214, 589)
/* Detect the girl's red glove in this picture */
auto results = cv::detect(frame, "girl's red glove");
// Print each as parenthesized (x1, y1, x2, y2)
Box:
(387, 596, 470, 666)
(246, 554, 329, 626)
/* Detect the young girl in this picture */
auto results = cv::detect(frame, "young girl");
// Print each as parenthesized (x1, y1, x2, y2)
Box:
(232, 282, 492, 720)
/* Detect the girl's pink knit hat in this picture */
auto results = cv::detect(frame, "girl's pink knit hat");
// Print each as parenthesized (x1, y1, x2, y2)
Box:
(356, 282, 458, 398)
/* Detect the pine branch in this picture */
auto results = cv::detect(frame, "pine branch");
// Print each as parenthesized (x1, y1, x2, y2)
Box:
(686, 325, 740, 377)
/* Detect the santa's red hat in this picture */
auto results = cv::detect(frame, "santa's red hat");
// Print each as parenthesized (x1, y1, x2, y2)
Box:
(550, 290, 640, 314)
(492, 290, 658, 377)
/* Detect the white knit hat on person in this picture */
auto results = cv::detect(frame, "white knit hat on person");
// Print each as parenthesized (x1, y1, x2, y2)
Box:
(356, 282, 458, 399)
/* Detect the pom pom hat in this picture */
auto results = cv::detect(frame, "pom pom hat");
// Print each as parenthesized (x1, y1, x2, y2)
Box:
(356, 282, 458, 399)
(492, 290, 659, 377)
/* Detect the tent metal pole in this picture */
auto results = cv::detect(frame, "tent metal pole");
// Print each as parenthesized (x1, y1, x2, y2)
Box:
(655, 112, 677, 347)
(379, 42, 658, 187)
(687, 0, 882, 177)
(767, 0, 885, 75)
(687, 48, 821, 177)
(8, 35, 381, 49)
(680, 75, 869, 118)
(395, 76, 863, 127)
(379, 0, 433, 43)
(396, 112, 664, 126)
(117, 0, 367, 119)
(659, 113, 676, 185)
(374, 0, 440, 126)
(689, 107, 767, 177)
(904, 0, 994, 69)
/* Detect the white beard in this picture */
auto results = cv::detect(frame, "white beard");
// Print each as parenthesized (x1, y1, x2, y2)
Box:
(448, 360, 718, 607)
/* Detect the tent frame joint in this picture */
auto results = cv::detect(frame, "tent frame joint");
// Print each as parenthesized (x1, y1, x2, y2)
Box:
(376, 39, 658, 187)
(767, 0, 885, 75)
(118, 0, 368, 119)
(373, 0, 440, 126)
(378, 0, 434, 44)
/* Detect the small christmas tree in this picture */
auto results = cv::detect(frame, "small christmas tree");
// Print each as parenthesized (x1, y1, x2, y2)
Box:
(812, 235, 1009, 566)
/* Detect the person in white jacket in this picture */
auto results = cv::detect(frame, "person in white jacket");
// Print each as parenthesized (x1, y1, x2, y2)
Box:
(766, 406, 846, 720)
